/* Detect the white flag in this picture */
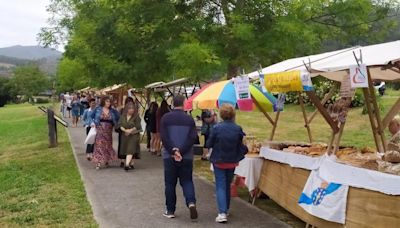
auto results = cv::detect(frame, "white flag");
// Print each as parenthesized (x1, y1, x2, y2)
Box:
(298, 170, 349, 224)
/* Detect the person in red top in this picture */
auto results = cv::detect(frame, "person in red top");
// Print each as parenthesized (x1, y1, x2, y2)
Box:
(206, 104, 248, 223)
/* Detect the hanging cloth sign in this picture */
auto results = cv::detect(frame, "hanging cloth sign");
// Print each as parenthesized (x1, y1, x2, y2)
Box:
(340, 74, 356, 98)
(233, 75, 252, 111)
(349, 64, 368, 88)
(264, 70, 303, 93)
(233, 76, 251, 99)
(300, 70, 314, 91)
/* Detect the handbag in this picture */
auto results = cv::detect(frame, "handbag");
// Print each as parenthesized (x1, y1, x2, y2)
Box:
(84, 127, 97, 144)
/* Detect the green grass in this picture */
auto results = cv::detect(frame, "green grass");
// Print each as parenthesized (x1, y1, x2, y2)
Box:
(0, 104, 97, 227)
(193, 89, 400, 227)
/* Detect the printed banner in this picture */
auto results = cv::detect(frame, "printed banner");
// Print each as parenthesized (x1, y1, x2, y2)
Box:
(264, 71, 303, 92)
(349, 64, 368, 88)
(298, 170, 349, 224)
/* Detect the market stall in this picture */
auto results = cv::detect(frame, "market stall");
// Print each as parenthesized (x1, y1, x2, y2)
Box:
(247, 40, 400, 227)
(101, 83, 130, 107)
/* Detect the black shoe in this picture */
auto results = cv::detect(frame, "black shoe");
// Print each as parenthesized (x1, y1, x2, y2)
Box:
(129, 165, 135, 170)
(124, 166, 130, 171)
(163, 211, 175, 219)
(188, 203, 198, 220)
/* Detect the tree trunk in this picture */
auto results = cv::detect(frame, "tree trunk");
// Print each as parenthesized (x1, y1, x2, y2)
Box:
(227, 64, 239, 79)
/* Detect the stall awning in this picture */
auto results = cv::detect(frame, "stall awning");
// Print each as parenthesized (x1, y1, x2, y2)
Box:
(249, 40, 400, 81)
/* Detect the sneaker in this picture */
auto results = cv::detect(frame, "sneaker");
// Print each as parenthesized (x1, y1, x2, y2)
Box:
(163, 211, 175, 219)
(188, 203, 198, 220)
(215, 213, 227, 223)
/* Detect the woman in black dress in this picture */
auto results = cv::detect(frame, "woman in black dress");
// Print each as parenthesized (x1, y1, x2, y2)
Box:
(147, 102, 158, 155)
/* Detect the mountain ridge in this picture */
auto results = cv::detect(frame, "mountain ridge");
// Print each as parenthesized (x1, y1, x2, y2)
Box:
(0, 45, 62, 60)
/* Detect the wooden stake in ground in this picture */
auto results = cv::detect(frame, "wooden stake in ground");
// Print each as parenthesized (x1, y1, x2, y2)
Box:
(47, 108, 58, 148)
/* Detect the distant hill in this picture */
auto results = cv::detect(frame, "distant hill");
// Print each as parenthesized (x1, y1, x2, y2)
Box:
(0, 45, 62, 60)
(0, 45, 62, 76)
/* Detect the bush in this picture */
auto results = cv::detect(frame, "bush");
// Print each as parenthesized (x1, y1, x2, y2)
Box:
(284, 78, 365, 108)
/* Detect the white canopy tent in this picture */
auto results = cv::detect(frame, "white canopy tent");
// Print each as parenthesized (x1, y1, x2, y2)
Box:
(249, 40, 400, 82)
(248, 40, 400, 153)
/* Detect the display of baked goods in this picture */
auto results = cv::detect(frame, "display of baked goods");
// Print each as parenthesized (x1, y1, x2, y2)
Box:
(265, 141, 327, 157)
(243, 136, 261, 154)
(383, 150, 400, 163)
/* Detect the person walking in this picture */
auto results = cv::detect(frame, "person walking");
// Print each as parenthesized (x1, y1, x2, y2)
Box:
(159, 95, 198, 220)
(148, 102, 158, 155)
(117, 97, 134, 167)
(144, 106, 152, 151)
(92, 96, 120, 170)
(155, 100, 170, 156)
(206, 104, 248, 223)
(82, 98, 96, 161)
(118, 103, 142, 171)
(200, 109, 217, 161)
(71, 95, 82, 127)
(65, 92, 72, 118)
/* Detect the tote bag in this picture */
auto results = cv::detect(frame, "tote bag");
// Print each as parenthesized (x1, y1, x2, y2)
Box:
(84, 127, 97, 144)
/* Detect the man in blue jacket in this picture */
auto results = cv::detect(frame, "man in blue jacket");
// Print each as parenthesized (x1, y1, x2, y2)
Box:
(160, 95, 198, 220)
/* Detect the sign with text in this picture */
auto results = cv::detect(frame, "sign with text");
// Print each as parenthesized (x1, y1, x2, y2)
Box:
(340, 74, 355, 98)
(264, 71, 303, 92)
(233, 76, 250, 100)
(349, 64, 368, 88)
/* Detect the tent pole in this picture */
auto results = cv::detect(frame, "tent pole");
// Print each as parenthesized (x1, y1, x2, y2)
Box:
(333, 122, 346, 153)
(327, 131, 336, 155)
(308, 85, 336, 124)
(298, 92, 313, 143)
(362, 88, 383, 152)
(270, 111, 280, 141)
(305, 91, 339, 133)
(382, 98, 400, 129)
(367, 68, 387, 152)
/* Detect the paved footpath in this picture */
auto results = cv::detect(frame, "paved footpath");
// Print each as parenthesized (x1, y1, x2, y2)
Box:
(67, 123, 289, 228)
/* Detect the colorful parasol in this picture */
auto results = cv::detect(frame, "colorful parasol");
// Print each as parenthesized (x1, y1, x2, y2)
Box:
(184, 80, 278, 113)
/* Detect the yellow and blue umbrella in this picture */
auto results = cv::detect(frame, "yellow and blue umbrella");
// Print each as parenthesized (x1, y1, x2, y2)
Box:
(184, 80, 278, 112)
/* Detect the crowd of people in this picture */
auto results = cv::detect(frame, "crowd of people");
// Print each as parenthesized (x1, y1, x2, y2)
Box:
(61, 93, 248, 223)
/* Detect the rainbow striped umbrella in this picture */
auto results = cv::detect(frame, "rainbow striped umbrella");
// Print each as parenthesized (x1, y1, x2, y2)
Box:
(184, 80, 278, 113)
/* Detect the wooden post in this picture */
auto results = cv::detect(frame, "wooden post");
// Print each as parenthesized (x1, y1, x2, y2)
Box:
(382, 98, 400, 129)
(333, 122, 346, 153)
(367, 68, 387, 152)
(298, 92, 313, 143)
(362, 88, 383, 152)
(308, 86, 336, 124)
(270, 111, 280, 141)
(47, 108, 57, 148)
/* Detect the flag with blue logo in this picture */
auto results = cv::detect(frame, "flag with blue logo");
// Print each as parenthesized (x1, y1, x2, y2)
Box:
(298, 170, 349, 224)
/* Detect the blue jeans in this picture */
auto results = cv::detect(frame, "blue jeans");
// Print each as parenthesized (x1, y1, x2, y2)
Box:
(213, 164, 235, 214)
(164, 158, 196, 213)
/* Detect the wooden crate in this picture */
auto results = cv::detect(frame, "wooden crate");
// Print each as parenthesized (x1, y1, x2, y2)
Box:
(258, 160, 400, 228)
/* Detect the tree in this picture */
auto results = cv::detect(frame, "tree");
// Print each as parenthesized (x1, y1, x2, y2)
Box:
(0, 77, 12, 107)
(9, 65, 50, 100)
(39, 0, 400, 88)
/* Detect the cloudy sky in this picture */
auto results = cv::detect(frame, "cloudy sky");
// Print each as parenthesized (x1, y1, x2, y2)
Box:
(0, 0, 51, 48)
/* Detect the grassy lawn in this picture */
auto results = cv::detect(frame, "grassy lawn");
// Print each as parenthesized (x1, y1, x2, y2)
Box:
(0, 104, 97, 227)
(193, 89, 400, 227)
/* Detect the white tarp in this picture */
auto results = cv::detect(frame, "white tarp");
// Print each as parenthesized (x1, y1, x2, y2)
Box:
(249, 40, 400, 81)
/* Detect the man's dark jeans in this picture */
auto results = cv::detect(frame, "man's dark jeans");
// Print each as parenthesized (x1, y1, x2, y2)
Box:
(163, 158, 196, 213)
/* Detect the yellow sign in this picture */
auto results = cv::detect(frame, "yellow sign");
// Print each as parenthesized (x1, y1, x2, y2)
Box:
(264, 71, 303, 92)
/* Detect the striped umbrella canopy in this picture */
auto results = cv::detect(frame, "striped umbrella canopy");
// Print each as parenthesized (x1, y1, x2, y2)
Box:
(184, 80, 278, 113)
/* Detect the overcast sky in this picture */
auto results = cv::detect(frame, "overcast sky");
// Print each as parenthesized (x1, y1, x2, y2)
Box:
(0, 0, 52, 48)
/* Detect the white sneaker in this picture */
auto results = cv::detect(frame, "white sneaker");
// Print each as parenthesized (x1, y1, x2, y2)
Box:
(215, 213, 227, 223)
